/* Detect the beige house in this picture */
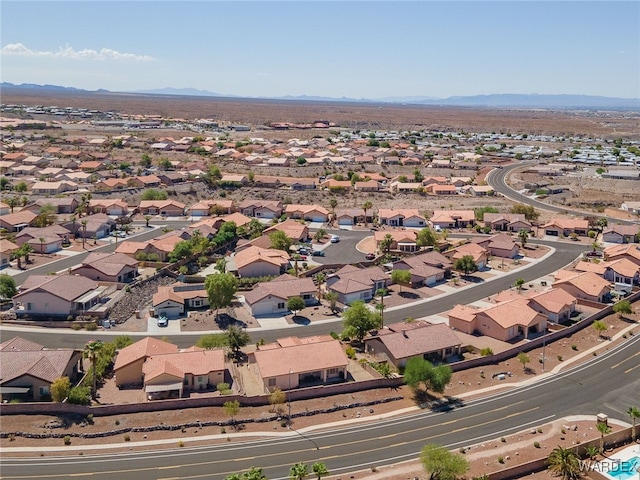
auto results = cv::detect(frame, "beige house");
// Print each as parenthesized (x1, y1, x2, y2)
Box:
(378, 208, 426, 228)
(0, 238, 19, 268)
(243, 274, 317, 316)
(70, 252, 139, 283)
(114, 337, 178, 387)
(552, 271, 611, 303)
(326, 265, 389, 305)
(232, 245, 290, 278)
(250, 336, 348, 392)
(0, 337, 82, 402)
(542, 218, 589, 237)
(138, 200, 186, 216)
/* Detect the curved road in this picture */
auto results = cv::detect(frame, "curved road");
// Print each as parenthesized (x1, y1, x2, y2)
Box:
(2, 239, 586, 349)
(487, 163, 639, 226)
(2, 334, 638, 480)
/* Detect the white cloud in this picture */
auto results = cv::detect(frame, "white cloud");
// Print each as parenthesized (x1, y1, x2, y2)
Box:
(1, 43, 154, 61)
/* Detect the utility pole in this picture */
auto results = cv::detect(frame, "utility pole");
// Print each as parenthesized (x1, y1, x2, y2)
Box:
(288, 369, 292, 427)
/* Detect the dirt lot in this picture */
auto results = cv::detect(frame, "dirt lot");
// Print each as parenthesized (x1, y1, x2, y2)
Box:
(4, 89, 640, 137)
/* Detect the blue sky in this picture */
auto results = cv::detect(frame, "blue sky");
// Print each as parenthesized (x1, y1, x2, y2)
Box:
(2, 1, 639, 99)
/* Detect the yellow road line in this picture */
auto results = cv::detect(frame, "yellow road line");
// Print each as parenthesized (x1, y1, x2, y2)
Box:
(610, 350, 640, 369)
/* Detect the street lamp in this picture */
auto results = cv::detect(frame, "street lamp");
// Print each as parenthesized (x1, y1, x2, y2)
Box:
(288, 368, 292, 427)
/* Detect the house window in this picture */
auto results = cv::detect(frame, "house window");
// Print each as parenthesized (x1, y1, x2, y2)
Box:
(327, 368, 339, 375)
(197, 376, 206, 383)
(39, 386, 49, 396)
(302, 294, 311, 300)
(268, 378, 276, 387)
(277, 302, 285, 309)
(27, 303, 33, 311)
(184, 378, 189, 385)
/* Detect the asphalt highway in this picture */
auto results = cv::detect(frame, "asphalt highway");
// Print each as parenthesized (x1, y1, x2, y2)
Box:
(2, 333, 638, 480)
(486, 164, 639, 226)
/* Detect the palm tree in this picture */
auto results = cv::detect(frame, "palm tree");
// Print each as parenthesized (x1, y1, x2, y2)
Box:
(380, 234, 394, 254)
(315, 272, 325, 300)
(38, 237, 45, 255)
(12, 247, 24, 269)
(375, 288, 387, 328)
(83, 340, 104, 400)
(515, 278, 525, 292)
(596, 421, 611, 454)
(329, 198, 338, 221)
(6, 196, 18, 213)
(21, 244, 33, 264)
(324, 291, 338, 313)
(81, 220, 88, 248)
(585, 445, 599, 461)
(362, 200, 373, 226)
(144, 215, 152, 228)
(628, 406, 640, 441)
(518, 229, 528, 248)
(289, 462, 309, 480)
(312, 462, 329, 480)
(547, 446, 582, 480)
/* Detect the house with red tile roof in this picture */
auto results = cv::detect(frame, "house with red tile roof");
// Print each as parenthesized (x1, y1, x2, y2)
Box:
(336, 208, 368, 226)
(430, 210, 476, 229)
(89, 199, 129, 216)
(239, 200, 283, 219)
(542, 218, 589, 237)
(448, 298, 547, 342)
(250, 336, 348, 391)
(364, 321, 463, 368)
(602, 225, 639, 244)
(0, 238, 19, 269)
(483, 213, 532, 233)
(186, 199, 234, 216)
(0, 210, 38, 232)
(263, 219, 309, 242)
(552, 271, 611, 303)
(232, 245, 290, 278)
(138, 200, 186, 217)
(604, 244, 640, 267)
(152, 283, 210, 318)
(326, 265, 389, 305)
(378, 209, 427, 228)
(284, 204, 330, 223)
(445, 242, 489, 269)
(0, 337, 82, 401)
(114, 337, 179, 387)
(374, 230, 419, 253)
(142, 348, 227, 398)
(243, 274, 317, 316)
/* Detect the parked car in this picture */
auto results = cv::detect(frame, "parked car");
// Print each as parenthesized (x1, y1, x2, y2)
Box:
(157, 315, 168, 327)
(365, 253, 376, 260)
(297, 247, 309, 255)
(311, 250, 325, 257)
(330, 235, 340, 243)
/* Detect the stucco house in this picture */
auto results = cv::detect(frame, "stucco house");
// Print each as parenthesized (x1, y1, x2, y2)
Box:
(15, 225, 71, 253)
(552, 271, 611, 303)
(0, 238, 19, 268)
(138, 200, 186, 217)
(392, 250, 452, 286)
(239, 200, 283, 219)
(114, 337, 179, 387)
(374, 230, 419, 253)
(12, 274, 107, 317)
(232, 245, 290, 278)
(604, 244, 640, 267)
(378, 209, 426, 228)
(284, 204, 330, 223)
(445, 243, 489, 270)
(430, 210, 475, 229)
(70, 252, 139, 283)
(152, 283, 210, 318)
(243, 274, 317, 316)
(335, 208, 368, 225)
(249, 336, 348, 392)
(542, 218, 589, 237)
(471, 233, 520, 259)
(602, 225, 639, 244)
(364, 321, 463, 368)
(326, 265, 389, 305)
(0, 337, 82, 402)
(483, 213, 532, 233)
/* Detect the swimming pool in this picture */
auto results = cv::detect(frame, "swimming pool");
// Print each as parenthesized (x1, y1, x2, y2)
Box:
(601, 455, 640, 480)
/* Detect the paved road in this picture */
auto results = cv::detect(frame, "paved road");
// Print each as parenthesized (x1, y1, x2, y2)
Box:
(1, 239, 586, 349)
(2, 333, 638, 480)
(487, 164, 639, 226)
(11, 226, 166, 286)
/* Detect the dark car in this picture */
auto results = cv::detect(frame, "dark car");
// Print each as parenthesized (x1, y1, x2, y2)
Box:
(365, 253, 376, 260)
(311, 250, 325, 257)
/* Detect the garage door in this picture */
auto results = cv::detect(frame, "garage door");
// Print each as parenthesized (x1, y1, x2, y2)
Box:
(157, 305, 183, 318)
(338, 218, 353, 225)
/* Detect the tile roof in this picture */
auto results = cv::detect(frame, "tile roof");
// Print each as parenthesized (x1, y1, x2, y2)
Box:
(142, 349, 225, 380)
(244, 274, 316, 305)
(14, 274, 99, 302)
(78, 252, 138, 276)
(0, 349, 79, 384)
(366, 322, 462, 360)
(234, 245, 290, 270)
(114, 337, 178, 370)
(553, 271, 611, 297)
(253, 338, 347, 378)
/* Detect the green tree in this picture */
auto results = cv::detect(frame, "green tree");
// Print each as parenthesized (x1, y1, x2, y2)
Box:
(391, 269, 412, 294)
(515, 278, 525, 292)
(83, 340, 104, 399)
(404, 357, 452, 394)
(313, 229, 326, 243)
(15, 181, 27, 193)
(144, 215, 152, 228)
(0, 176, 10, 190)
(597, 217, 608, 233)
(518, 229, 529, 248)
(289, 462, 309, 480)
(329, 198, 338, 218)
(375, 287, 387, 328)
(362, 201, 373, 226)
(627, 406, 640, 441)
(413, 169, 424, 183)
(195, 333, 228, 349)
(169, 240, 193, 263)
(205, 273, 238, 321)
(34, 204, 57, 227)
(287, 296, 305, 317)
(546, 446, 582, 480)
(269, 230, 292, 252)
(223, 400, 240, 425)
(269, 388, 286, 414)
(243, 467, 267, 480)
(226, 325, 250, 360)
(141, 188, 168, 201)
(517, 351, 530, 371)
(342, 300, 378, 343)
(5, 196, 19, 213)
(140, 153, 152, 168)
(592, 320, 607, 339)
(453, 255, 477, 276)
(0, 274, 18, 300)
(50, 376, 71, 402)
(312, 462, 329, 480)
(613, 300, 632, 318)
(380, 233, 394, 254)
(416, 227, 438, 247)
(113, 335, 134, 349)
(67, 386, 91, 405)
(510, 204, 539, 222)
(596, 422, 611, 453)
(420, 444, 469, 480)
(474, 206, 499, 221)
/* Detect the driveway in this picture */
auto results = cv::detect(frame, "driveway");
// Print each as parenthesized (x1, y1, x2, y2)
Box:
(147, 316, 181, 334)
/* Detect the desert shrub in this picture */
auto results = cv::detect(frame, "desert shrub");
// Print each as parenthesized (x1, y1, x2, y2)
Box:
(71, 323, 82, 331)
(85, 322, 98, 331)
(124, 434, 131, 442)
(63, 436, 71, 445)
(345, 347, 356, 359)
(571, 344, 578, 351)
(534, 441, 541, 448)
(498, 456, 505, 464)
(480, 347, 494, 356)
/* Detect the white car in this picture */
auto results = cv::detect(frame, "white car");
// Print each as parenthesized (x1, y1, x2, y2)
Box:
(330, 235, 340, 243)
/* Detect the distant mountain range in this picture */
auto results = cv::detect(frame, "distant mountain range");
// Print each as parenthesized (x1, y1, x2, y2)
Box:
(2, 82, 639, 109)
